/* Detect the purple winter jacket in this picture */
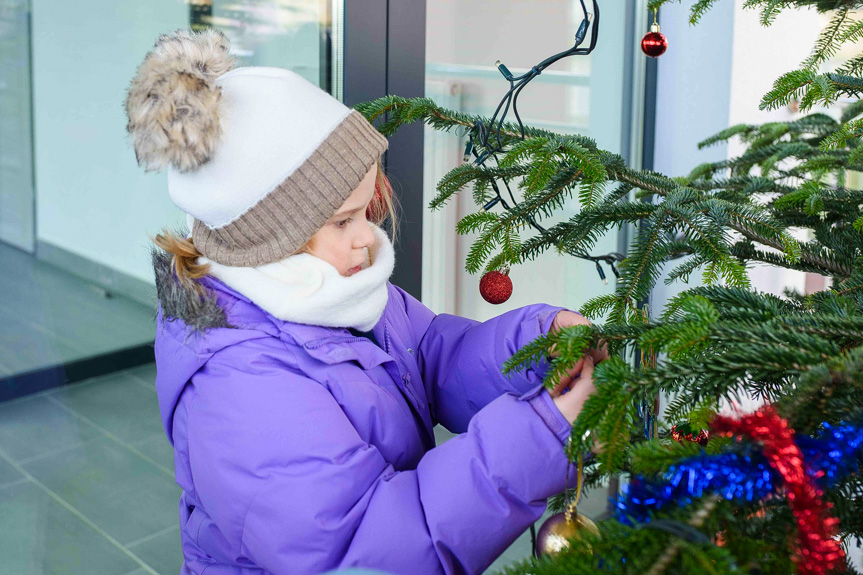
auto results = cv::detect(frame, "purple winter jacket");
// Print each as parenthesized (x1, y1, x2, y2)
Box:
(152, 254, 578, 575)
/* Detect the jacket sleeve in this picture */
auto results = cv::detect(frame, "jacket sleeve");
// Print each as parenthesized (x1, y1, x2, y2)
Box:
(390, 284, 573, 434)
(188, 339, 577, 575)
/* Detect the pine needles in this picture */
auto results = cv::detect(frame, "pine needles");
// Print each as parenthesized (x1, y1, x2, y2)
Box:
(353, 2, 863, 570)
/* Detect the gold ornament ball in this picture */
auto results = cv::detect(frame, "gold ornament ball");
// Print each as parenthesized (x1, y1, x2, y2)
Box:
(534, 511, 599, 557)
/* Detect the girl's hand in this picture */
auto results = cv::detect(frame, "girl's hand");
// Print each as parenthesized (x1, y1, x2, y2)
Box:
(549, 356, 596, 426)
(548, 310, 609, 365)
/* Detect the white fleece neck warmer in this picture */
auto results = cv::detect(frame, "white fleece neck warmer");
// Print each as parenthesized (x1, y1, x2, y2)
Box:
(199, 223, 394, 331)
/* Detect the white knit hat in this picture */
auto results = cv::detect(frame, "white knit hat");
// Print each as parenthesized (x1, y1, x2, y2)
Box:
(125, 29, 389, 267)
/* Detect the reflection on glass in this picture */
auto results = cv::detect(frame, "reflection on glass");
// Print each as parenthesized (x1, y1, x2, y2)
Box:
(189, 0, 330, 88)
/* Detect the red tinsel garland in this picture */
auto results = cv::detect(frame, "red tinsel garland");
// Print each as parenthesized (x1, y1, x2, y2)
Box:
(711, 406, 844, 575)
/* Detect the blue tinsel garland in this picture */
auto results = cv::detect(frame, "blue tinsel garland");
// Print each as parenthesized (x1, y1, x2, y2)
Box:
(615, 420, 863, 525)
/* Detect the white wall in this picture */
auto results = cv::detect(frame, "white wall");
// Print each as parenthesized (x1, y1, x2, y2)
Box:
(652, 1, 824, 307)
(651, 2, 823, 411)
(653, 2, 734, 184)
(0, 2, 35, 252)
(650, 0, 735, 316)
(728, 2, 823, 298)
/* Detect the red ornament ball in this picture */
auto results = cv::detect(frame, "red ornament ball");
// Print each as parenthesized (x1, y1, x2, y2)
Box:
(641, 28, 668, 58)
(479, 270, 513, 304)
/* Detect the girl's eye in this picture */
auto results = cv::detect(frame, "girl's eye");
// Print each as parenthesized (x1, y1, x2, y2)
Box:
(336, 217, 353, 228)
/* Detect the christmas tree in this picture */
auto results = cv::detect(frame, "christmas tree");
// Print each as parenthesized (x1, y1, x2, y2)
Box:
(355, 1, 863, 573)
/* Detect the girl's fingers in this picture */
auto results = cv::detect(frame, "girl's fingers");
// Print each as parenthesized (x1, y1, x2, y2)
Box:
(551, 356, 597, 425)
(580, 355, 595, 379)
(590, 342, 610, 363)
(549, 357, 584, 398)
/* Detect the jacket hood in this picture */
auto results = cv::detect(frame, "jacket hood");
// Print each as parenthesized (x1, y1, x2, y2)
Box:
(151, 247, 384, 444)
(152, 247, 277, 443)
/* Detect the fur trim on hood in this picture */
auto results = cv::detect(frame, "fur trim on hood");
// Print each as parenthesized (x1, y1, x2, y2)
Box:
(151, 246, 232, 332)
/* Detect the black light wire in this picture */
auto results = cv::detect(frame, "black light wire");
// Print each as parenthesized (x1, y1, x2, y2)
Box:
(462, 0, 624, 285)
(474, 0, 615, 555)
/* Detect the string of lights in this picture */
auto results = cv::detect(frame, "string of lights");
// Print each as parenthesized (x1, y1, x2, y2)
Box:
(462, 0, 625, 284)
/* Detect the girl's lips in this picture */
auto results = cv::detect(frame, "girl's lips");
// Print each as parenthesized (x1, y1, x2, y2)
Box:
(348, 265, 362, 274)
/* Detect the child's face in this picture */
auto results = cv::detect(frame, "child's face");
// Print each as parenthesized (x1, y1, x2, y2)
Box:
(305, 163, 377, 277)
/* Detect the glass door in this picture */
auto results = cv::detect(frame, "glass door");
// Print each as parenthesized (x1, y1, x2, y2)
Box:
(0, 0, 343, 390)
(0, 0, 34, 253)
(191, 0, 339, 92)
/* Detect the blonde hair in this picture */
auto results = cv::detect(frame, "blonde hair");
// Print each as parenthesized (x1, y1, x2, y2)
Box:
(153, 158, 399, 290)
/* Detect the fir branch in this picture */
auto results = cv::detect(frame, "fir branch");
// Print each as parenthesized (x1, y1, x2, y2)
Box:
(730, 241, 833, 276)
(628, 436, 732, 476)
(644, 496, 721, 575)
(820, 117, 863, 151)
(616, 210, 671, 305)
(613, 167, 679, 197)
(801, 6, 851, 71)
(430, 163, 525, 210)
(698, 124, 754, 149)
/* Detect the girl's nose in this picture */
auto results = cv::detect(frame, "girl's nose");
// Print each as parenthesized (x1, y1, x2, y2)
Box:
(357, 221, 375, 249)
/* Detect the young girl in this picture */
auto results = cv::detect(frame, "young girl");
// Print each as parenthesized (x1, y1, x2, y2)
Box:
(127, 29, 601, 575)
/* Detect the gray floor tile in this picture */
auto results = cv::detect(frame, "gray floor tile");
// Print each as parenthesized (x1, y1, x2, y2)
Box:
(124, 363, 158, 392)
(127, 525, 184, 575)
(129, 433, 176, 474)
(0, 480, 142, 575)
(0, 395, 101, 463)
(37, 299, 154, 357)
(0, 455, 24, 487)
(0, 312, 82, 373)
(433, 424, 456, 445)
(22, 435, 183, 546)
(0, 302, 87, 357)
(47, 372, 165, 444)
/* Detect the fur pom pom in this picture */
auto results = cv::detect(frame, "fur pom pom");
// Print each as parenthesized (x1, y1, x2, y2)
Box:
(125, 29, 236, 173)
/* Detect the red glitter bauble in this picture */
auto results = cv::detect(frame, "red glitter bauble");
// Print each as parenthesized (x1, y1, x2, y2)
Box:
(479, 270, 513, 304)
(641, 28, 668, 58)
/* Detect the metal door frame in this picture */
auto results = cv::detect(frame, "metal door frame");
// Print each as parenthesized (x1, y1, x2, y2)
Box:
(344, 0, 426, 299)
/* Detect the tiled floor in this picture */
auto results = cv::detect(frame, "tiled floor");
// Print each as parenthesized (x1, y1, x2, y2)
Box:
(0, 363, 610, 574)
(0, 242, 155, 377)
(0, 363, 182, 575)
